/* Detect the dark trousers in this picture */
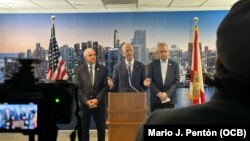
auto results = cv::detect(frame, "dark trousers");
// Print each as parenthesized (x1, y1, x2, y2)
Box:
(81, 101, 106, 141)
(150, 102, 175, 113)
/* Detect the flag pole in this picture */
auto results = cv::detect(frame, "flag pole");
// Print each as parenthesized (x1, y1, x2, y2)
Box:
(51, 15, 55, 77)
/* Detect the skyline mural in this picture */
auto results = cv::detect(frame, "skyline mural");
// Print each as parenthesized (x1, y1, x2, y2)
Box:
(0, 10, 228, 53)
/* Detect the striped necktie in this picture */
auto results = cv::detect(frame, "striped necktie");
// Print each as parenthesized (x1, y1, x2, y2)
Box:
(128, 63, 132, 77)
(89, 65, 93, 86)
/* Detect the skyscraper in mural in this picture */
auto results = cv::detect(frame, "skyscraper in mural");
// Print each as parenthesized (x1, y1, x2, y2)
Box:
(74, 43, 81, 66)
(33, 43, 46, 78)
(104, 47, 119, 77)
(114, 29, 120, 48)
(132, 29, 148, 64)
(114, 29, 123, 62)
(170, 45, 182, 66)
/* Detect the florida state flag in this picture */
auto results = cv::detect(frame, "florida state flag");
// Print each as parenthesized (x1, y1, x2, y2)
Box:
(188, 17, 205, 104)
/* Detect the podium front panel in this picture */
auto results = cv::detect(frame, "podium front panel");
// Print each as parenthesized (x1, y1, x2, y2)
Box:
(106, 92, 147, 141)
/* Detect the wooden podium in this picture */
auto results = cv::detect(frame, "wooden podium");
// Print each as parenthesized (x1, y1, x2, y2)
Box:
(106, 92, 148, 141)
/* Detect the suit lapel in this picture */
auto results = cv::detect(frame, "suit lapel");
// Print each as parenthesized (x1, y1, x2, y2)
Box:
(93, 63, 99, 86)
(156, 60, 164, 86)
(131, 61, 138, 82)
(163, 60, 172, 86)
(121, 61, 128, 78)
(83, 64, 91, 85)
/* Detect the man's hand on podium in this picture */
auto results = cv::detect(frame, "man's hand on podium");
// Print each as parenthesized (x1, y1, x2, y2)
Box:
(143, 78, 151, 87)
(107, 77, 113, 89)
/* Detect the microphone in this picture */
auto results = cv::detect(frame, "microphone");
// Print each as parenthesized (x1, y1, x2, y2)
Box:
(128, 76, 139, 93)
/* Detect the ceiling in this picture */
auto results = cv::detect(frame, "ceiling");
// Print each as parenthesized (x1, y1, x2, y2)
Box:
(0, 0, 239, 13)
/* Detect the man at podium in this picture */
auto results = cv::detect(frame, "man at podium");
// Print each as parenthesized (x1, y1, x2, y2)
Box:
(107, 43, 151, 93)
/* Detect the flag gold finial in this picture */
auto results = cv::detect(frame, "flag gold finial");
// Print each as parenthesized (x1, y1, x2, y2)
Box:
(51, 15, 55, 24)
(194, 17, 198, 26)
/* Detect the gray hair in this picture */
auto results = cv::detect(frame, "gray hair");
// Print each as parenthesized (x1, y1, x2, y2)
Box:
(157, 42, 168, 50)
(84, 48, 95, 57)
(121, 43, 133, 53)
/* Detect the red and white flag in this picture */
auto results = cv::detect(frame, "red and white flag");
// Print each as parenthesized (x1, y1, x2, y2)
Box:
(46, 16, 68, 80)
(188, 20, 205, 104)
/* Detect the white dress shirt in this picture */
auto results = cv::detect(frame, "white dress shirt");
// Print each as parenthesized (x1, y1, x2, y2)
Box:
(160, 59, 168, 85)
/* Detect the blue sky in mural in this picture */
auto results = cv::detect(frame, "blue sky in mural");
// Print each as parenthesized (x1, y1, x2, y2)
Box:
(0, 10, 228, 53)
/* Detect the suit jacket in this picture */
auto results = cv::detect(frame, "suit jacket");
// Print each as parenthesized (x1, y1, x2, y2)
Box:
(77, 63, 108, 105)
(135, 89, 250, 141)
(148, 59, 180, 104)
(111, 60, 147, 92)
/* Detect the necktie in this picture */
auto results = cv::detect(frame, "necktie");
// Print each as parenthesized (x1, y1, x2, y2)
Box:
(89, 65, 93, 86)
(128, 63, 132, 77)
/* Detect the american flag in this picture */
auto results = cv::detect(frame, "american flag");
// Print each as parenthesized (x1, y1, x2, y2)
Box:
(46, 17, 68, 80)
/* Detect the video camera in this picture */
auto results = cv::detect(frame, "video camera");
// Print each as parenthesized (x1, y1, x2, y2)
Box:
(0, 59, 76, 141)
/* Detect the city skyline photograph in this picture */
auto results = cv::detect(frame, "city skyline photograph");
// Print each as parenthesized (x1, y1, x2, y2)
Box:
(0, 9, 222, 121)
(0, 10, 228, 53)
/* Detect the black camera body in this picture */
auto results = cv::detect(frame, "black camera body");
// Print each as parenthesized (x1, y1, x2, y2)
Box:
(0, 59, 76, 140)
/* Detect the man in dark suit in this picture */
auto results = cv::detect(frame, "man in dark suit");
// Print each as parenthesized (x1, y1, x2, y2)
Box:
(135, 1, 250, 140)
(148, 42, 180, 112)
(77, 48, 108, 141)
(107, 43, 150, 92)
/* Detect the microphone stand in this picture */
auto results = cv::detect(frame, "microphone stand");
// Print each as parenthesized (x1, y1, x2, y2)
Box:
(128, 76, 139, 93)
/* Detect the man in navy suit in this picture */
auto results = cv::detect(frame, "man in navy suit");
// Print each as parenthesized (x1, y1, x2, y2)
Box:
(107, 43, 151, 92)
(148, 42, 180, 112)
(77, 48, 108, 141)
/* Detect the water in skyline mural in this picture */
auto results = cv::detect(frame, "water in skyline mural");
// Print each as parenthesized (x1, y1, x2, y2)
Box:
(0, 11, 227, 112)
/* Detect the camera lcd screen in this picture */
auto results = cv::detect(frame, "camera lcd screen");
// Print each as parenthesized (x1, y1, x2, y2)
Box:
(0, 103, 37, 130)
